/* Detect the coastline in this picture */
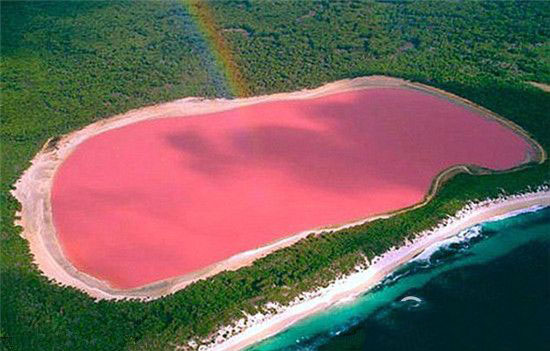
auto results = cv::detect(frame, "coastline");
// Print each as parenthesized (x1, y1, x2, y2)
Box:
(194, 188, 550, 351)
(11, 75, 546, 300)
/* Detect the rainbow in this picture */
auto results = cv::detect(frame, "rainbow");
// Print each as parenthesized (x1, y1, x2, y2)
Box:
(185, 0, 251, 97)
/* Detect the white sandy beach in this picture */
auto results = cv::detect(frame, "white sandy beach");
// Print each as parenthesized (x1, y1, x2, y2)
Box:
(190, 189, 550, 351)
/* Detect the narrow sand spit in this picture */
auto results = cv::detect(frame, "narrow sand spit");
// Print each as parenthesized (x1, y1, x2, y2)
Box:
(196, 189, 550, 351)
(12, 76, 546, 300)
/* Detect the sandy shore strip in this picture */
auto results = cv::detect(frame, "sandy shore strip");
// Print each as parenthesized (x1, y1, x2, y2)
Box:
(188, 188, 549, 351)
(12, 75, 546, 300)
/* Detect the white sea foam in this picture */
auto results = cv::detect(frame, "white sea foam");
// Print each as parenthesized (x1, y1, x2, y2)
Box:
(410, 203, 549, 265)
(400, 295, 422, 307)
(412, 225, 483, 263)
(400, 296, 422, 303)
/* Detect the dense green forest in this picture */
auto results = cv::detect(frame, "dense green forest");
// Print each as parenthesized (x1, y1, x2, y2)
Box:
(1, 1, 549, 350)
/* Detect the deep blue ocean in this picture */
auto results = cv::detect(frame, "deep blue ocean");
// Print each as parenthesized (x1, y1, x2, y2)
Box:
(247, 206, 550, 351)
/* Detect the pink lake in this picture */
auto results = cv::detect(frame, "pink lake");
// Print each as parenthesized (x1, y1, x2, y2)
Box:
(51, 88, 533, 289)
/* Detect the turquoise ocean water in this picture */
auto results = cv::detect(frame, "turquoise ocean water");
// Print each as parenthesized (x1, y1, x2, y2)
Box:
(248, 205, 550, 351)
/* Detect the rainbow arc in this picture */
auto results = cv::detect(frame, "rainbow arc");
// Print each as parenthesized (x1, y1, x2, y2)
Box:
(185, 0, 251, 97)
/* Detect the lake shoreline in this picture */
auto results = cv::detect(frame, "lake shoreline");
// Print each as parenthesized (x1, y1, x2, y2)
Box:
(11, 76, 545, 300)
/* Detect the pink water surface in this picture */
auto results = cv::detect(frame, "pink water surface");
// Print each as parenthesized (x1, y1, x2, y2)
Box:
(51, 88, 532, 289)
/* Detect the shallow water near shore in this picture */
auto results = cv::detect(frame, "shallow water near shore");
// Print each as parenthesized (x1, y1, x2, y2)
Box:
(247, 206, 550, 351)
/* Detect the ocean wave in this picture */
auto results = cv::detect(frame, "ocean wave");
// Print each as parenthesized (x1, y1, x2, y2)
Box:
(400, 295, 423, 308)
(287, 317, 363, 351)
(398, 205, 548, 272)
(373, 207, 550, 308)
(400, 295, 422, 303)
(378, 270, 412, 286)
(412, 225, 483, 264)
(376, 225, 484, 289)
(375, 207, 550, 302)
